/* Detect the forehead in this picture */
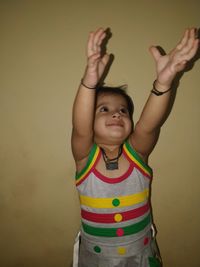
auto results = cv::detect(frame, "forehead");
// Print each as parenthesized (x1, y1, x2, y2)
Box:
(96, 93, 128, 107)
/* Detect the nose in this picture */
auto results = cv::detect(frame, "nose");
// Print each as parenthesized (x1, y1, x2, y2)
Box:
(112, 111, 121, 118)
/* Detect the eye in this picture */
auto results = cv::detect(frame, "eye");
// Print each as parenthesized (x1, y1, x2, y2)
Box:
(99, 106, 109, 112)
(119, 107, 129, 115)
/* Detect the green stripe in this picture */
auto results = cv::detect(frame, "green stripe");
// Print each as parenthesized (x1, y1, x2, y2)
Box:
(124, 141, 152, 175)
(75, 144, 98, 180)
(82, 213, 151, 237)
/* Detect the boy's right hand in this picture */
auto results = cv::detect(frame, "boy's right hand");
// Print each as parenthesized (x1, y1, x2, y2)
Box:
(82, 28, 110, 88)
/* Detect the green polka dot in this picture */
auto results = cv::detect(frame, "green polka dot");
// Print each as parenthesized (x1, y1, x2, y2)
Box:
(94, 246, 101, 253)
(112, 198, 120, 207)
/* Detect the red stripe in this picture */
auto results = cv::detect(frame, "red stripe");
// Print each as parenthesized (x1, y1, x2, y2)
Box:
(93, 163, 134, 184)
(81, 202, 150, 223)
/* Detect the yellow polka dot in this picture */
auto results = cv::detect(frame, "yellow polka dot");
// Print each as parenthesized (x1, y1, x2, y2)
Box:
(117, 247, 126, 255)
(114, 213, 123, 222)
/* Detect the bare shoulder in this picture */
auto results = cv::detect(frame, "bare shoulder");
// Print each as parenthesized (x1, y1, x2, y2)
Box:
(128, 135, 149, 164)
(75, 156, 90, 174)
(73, 142, 96, 173)
(129, 123, 160, 163)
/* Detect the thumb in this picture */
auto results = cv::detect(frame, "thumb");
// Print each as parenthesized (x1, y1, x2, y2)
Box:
(149, 46, 162, 62)
(102, 53, 110, 65)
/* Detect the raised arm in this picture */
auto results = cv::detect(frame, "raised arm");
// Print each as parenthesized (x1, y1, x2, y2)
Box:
(71, 28, 110, 168)
(130, 28, 199, 160)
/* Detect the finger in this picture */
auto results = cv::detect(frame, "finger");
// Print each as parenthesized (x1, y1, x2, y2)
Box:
(172, 38, 199, 70)
(176, 28, 189, 50)
(101, 53, 110, 65)
(97, 31, 106, 46)
(87, 28, 105, 56)
(184, 38, 199, 60)
(178, 28, 196, 55)
(149, 46, 162, 62)
(87, 31, 96, 57)
(177, 29, 199, 60)
(93, 28, 105, 53)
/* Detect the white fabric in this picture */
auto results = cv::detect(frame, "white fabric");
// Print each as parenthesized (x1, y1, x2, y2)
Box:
(73, 232, 81, 267)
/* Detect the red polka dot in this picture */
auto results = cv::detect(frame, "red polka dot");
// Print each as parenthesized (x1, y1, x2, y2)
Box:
(116, 228, 124, 236)
(143, 237, 149, 245)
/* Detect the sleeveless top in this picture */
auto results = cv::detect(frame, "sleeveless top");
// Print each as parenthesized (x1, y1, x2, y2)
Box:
(75, 140, 153, 258)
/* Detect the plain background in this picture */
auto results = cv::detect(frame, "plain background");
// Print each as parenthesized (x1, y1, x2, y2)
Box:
(0, 0, 199, 266)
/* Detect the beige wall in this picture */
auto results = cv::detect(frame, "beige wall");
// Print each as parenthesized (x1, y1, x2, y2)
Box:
(0, 0, 199, 266)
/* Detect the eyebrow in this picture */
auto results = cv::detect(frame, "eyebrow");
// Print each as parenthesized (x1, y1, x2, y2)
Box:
(96, 102, 128, 110)
(96, 102, 109, 109)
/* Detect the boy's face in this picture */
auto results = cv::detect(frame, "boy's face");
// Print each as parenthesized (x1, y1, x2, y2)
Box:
(94, 93, 132, 145)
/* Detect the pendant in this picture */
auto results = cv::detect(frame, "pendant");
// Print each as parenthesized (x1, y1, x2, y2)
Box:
(106, 161, 118, 170)
(100, 145, 123, 171)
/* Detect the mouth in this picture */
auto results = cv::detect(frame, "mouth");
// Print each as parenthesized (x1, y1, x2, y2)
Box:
(107, 123, 123, 127)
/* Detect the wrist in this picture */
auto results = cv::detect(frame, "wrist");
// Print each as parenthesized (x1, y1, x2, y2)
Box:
(151, 80, 172, 96)
(81, 69, 99, 89)
(154, 80, 172, 91)
(81, 79, 97, 89)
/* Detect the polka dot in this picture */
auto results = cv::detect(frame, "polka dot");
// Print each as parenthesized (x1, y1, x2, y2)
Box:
(114, 213, 123, 222)
(94, 246, 101, 253)
(116, 228, 124, 236)
(117, 247, 126, 255)
(112, 198, 120, 207)
(143, 237, 149, 245)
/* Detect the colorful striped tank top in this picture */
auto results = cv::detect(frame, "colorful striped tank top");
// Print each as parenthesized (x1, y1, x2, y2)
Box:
(75, 140, 153, 258)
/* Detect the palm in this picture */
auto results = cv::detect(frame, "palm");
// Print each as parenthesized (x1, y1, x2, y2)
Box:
(150, 28, 199, 86)
(84, 28, 110, 87)
(87, 53, 108, 79)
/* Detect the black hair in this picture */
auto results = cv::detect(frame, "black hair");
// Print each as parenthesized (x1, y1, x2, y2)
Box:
(96, 85, 134, 129)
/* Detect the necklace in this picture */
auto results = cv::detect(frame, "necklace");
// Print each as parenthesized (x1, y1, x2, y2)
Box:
(100, 145, 123, 170)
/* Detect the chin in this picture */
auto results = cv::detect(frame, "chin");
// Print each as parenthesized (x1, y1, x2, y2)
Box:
(108, 134, 127, 143)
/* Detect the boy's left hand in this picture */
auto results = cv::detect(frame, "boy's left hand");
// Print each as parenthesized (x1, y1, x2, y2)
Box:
(149, 28, 199, 89)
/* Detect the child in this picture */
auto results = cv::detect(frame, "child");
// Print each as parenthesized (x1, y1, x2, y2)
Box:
(71, 28, 199, 267)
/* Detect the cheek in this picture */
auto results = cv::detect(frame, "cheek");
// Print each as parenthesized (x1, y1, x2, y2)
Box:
(94, 116, 104, 131)
(126, 119, 133, 134)
(93, 120, 98, 132)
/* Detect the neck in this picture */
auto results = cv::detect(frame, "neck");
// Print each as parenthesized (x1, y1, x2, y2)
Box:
(94, 136, 125, 153)
(98, 143, 122, 156)
(100, 144, 123, 171)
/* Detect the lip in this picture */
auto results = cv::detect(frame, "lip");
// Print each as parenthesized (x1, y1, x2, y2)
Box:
(106, 122, 123, 127)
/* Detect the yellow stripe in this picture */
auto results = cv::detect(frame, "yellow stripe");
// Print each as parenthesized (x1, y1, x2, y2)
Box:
(76, 146, 100, 185)
(80, 189, 149, 208)
(124, 146, 151, 177)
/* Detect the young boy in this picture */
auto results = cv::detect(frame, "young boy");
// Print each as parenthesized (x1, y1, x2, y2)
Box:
(71, 28, 199, 267)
